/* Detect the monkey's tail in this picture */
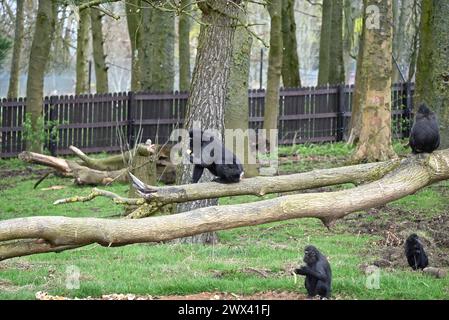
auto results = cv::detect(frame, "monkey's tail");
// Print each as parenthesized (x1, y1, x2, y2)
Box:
(34, 172, 51, 189)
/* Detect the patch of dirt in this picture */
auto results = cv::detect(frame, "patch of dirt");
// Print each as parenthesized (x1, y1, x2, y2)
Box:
(339, 206, 449, 268)
(0, 278, 15, 288)
(0, 260, 36, 271)
(35, 291, 308, 300)
(0, 167, 51, 179)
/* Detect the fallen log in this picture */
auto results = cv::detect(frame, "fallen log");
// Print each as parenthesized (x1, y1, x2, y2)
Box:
(56, 159, 400, 218)
(1, 150, 448, 261)
(19, 151, 128, 185)
(18, 143, 176, 185)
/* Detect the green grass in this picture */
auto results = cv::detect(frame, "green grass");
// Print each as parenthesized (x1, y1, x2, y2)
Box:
(0, 142, 448, 300)
(278, 140, 410, 158)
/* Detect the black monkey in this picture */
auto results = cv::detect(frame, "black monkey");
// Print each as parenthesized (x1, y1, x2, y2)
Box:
(404, 234, 429, 270)
(409, 103, 440, 154)
(187, 129, 244, 183)
(294, 245, 332, 299)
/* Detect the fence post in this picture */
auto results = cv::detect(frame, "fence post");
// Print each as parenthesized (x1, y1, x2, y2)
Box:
(128, 91, 135, 148)
(48, 96, 57, 156)
(402, 82, 412, 138)
(336, 84, 345, 142)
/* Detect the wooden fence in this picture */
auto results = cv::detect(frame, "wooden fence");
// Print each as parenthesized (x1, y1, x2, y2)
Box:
(0, 83, 414, 158)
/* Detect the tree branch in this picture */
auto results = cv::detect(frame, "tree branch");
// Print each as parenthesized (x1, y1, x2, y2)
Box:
(53, 188, 145, 206)
(127, 159, 401, 218)
(54, 159, 399, 218)
(78, 0, 120, 10)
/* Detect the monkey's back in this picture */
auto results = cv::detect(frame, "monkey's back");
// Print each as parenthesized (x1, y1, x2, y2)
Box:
(409, 114, 440, 153)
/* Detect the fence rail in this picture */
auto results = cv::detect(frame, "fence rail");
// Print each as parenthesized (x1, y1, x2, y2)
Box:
(0, 83, 414, 158)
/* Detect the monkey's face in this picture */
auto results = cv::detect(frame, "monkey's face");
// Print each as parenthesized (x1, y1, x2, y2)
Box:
(418, 104, 431, 116)
(303, 246, 318, 265)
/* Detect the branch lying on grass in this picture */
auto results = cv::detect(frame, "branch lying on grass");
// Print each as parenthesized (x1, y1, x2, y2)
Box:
(1, 150, 449, 261)
(55, 159, 400, 218)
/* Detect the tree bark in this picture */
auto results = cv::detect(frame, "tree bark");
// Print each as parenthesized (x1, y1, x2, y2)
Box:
(140, 4, 175, 91)
(25, 0, 57, 153)
(90, 7, 109, 93)
(179, 0, 191, 91)
(415, 0, 449, 149)
(281, 0, 301, 88)
(225, 9, 258, 178)
(392, 0, 407, 82)
(263, 0, 283, 131)
(317, 0, 333, 85)
(347, 1, 366, 145)
(62, 6, 75, 65)
(7, 0, 25, 98)
(328, 0, 345, 85)
(350, 0, 397, 162)
(3, 149, 449, 261)
(125, 0, 142, 91)
(343, 0, 355, 83)
(76, 7, 90, 94)
(0, 36, 11, 69)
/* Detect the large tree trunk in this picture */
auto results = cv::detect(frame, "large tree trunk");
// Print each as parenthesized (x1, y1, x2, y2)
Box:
(75, 7, 90, 94)
(263, 0, 283, 132)
(281, 0, 301, 88)
(62, 6, 74, 65)
(347, 2, 366, 145)
(350, 0, 397, 162)
(225, 7, 258, 178)
(407, 2, 420, 83)
(317, 0, 333, 85)
(415, 0, 449, 149)
(176, 0, 241, 244)
(125, 0, 142, 91)
(90, 7, 109, 93)
(343, 0, 355, 84)
(392, 0, 406, 82)
(140, 4, 174, 91)
(178, 0, 191, 91)
(25, 0, 57, 153)
(328, 0, 345, 85)
(3, 149, 449, 261)
(7, 0, 24, 98)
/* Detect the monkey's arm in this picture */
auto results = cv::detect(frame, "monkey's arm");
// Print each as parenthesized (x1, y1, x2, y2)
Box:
(295, 265, 328, 281)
